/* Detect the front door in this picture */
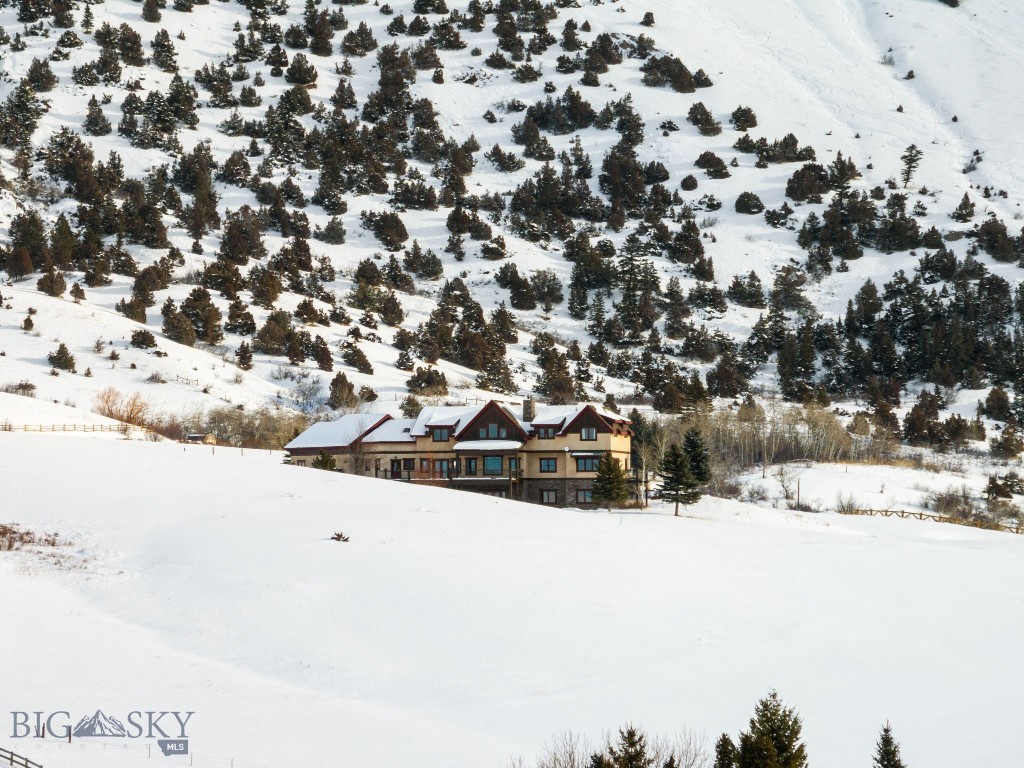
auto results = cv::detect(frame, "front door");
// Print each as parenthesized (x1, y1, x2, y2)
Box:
(390, 459, 402, 478)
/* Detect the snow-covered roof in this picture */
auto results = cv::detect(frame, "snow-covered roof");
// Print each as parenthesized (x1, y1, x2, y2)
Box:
(410, 405, 488, 436)
(452, 440, 524, 452)
(362, 418, 416, 444)
(285, 414, 389, 450)
(528, 403, 630, 429)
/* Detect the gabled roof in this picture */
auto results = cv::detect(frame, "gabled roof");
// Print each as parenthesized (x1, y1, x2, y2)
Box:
(528, 403, 631, 434)
(455, 400, 530, 441)
(408, 405, 485, 436)
(285, 414, 392, 451)
(558, 403, 632, 437)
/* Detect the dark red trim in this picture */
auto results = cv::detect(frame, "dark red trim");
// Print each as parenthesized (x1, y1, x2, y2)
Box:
(455, 400, 530, 441)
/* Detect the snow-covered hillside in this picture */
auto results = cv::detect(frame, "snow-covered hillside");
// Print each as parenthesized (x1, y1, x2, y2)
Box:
(0, 0, 1021, 440)
(2, 432, 1023, 767)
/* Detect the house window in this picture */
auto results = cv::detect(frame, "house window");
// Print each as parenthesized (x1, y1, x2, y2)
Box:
(509, 457, 519, 472)
(433, 459, 450, 478)
(539, 458, 557, 473)
(402, 458, 415, 471)
(536, 427, 555, 439)
(432, 427, 450, 442)
(488, 423, 498, 438)
(420, 459, 430, 472)
(581, 427, 597, 441)
(483, 456, 503, 475)
(294, 460, 306, 467)
(464, 458, 477, 476)
(541, 490, 558, 505)
(576, 457, 600, 472)
(576, 489, 593, 504)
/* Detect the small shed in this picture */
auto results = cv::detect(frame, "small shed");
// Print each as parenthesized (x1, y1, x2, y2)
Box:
(185, 433, 218, 446)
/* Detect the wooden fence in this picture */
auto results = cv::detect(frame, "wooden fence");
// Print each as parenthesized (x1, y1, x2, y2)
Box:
(840, 508, 1023, 535)
(0, 747, 43, 768)
(0, 423, 143, 434)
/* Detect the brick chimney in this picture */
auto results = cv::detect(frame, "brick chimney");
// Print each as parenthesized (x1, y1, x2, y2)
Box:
(522, 397, 536, 423)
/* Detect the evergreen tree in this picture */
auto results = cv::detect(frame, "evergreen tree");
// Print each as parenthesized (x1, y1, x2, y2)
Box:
(900, 144, 922, 189)
(682, 427, 711, 484)
(312, 450, 336, 471)
(83, 95, 112, 135)
(950, 192, 975, 223)
(328, 371, 358, 409)
(37, 270, 66, 297)
(6, 247, 33, 280)
(47, 342, 76, 372)
(737, 692, 808, 768)
(236, 341, 253, 370)
(592, 452, 630, 511)
(659, 443, 698, 516)
(872, 723, 907, 768)
(142, 0, 161, 22)
(714, 734, 738, 768)
(151, 29, 178, 72)
(604, 726, 653, 768)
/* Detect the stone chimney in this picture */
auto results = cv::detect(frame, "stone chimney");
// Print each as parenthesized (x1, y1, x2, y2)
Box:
(522, 397, 536, 423)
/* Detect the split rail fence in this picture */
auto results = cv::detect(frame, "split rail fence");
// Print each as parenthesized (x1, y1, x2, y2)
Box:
(0, 747, 43, 768)
(840, 508, 1023, 535)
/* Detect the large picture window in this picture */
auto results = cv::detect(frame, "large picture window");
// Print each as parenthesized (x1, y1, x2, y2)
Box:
(483, 456, 503, 475)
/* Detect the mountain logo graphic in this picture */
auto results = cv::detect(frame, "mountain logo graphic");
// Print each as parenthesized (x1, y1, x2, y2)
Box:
(72, 710, 127, 738)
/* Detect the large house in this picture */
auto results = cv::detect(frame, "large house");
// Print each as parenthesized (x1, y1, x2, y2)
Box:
(285, 399, 633, 507)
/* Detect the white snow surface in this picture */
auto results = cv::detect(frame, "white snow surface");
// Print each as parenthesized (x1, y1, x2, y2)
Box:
(2, 432, 1023, 767)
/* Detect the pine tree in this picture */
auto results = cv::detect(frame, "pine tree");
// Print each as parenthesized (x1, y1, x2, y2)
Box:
(328, 372, 357, 409)
(236, 341, 253, 370)
(312, 450, 336, 471)
(659, 443, 698, 516)
(872, 723, 907, 768)
(950, 192, 975, 223)
(606, 726, 653, 768)
(151, 30, 178, 72)
(37, 270, 66, 297)
(682, 427, 711, 484)
(737, 691, 808, 768)
(400, 394, 422, 418)
(900, 144, 922, 189)
(83, 96, 112, 136)
(592, 452, 630, 511)
(142, 0, 161, 23)
(47, 342, 76, 372)
(714, 734, 738, 768)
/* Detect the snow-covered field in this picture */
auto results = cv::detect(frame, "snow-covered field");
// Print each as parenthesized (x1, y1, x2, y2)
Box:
(2, 432, 1023, 767)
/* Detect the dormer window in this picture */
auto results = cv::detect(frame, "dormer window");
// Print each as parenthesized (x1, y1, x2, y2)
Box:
(432, 427, 450, 442)
(536, 427, 556, 439)
(580, 427, 597, 441)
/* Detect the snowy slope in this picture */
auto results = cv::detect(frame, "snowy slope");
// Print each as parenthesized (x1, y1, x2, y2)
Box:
(1, 0, 1022, 430)
(2, 432, 1023, 767)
